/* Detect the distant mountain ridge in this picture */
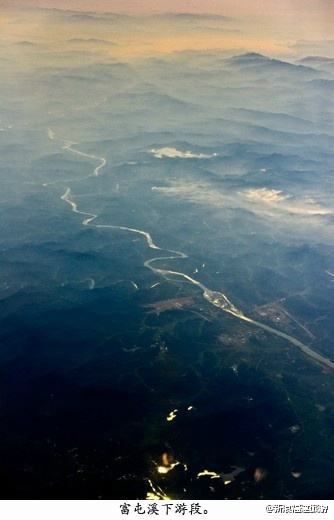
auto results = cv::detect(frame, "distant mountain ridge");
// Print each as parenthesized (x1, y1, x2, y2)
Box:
(228, 52, 319, 73)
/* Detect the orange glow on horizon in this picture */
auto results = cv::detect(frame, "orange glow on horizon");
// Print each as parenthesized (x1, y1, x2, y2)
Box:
(1, 1, 333, 60)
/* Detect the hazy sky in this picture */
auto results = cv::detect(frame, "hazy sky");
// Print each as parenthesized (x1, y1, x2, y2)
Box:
(2, 0, 333, 17)
(1, 0, 334, 58)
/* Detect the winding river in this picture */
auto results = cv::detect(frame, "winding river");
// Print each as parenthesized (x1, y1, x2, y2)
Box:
(47, 130, 334, 370)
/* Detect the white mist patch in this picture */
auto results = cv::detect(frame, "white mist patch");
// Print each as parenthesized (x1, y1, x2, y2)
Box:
(150, 147, 217, 159)
(151, 181, 227, 206)
(243, 188, 288, 203)
(152, 181, 333, 222)
(243, 188, 332, 216)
